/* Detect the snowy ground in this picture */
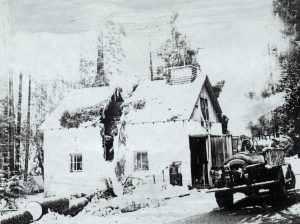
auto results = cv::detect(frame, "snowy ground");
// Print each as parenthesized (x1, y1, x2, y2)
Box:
(34, 157, 300, 224)
(36, 185, 217, 224)
(3, 158, 300, 224)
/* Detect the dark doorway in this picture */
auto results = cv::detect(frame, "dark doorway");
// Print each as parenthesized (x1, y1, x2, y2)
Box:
(189, 136, 208, 188)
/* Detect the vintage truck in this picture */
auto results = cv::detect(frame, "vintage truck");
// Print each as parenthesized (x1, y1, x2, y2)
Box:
(207, 145, 296, 208)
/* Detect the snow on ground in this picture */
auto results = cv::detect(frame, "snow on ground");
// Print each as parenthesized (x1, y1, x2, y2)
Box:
(36, 185, 217, 224)
(35, 158, 300, 224)
(14, 193, 45, 210)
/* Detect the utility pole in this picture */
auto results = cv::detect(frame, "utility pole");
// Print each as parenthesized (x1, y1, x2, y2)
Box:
(15, 72, 23, 172)
(149, 45, 153, 81)
(24, 74, 31, 181)
(183, 34, 186, 67)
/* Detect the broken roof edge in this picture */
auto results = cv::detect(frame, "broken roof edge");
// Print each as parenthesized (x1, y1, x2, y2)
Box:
(39, 86, 117, 130)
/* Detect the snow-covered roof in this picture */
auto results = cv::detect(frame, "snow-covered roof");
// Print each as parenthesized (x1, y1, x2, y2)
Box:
(40, 86, 115, 130)
(123, 74, 214, 123)
(41, 72, 222, 130)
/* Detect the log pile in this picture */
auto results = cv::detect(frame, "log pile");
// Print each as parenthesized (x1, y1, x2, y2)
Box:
(0, 193, 95, 224)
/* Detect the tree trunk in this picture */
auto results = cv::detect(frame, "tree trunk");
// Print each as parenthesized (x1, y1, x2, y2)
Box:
(15, 72, 22, 173)
(24, 75, 31, 181)
(8, 70, 15, 177)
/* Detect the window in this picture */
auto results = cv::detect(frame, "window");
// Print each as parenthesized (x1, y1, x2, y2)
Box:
(70, 153, 82, 172)
(200, 97, 209, 121)
(134, 152, 149, 171)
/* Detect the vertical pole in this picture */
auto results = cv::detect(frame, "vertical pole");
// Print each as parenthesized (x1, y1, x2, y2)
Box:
(148, 30, 153, 81)
(6, 74, 11, 178)
(149, 50, 153, 81)
(24, 75, 31, 181)
(8, 70, 15, 177)
(16, 72, 22, 172)
(206, 121, 212, 186)
(183, 34, 186, 67)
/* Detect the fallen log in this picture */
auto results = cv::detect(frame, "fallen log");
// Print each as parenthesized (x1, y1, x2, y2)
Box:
(65, 197, 89, 216)
(0, 193, 95, 224)
(25, 201, 43, 221)
(39, 197, 69, 215)
(0, 211, 32, 224)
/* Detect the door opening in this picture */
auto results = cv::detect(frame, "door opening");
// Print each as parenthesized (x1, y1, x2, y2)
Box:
(189, 136, 208, 188)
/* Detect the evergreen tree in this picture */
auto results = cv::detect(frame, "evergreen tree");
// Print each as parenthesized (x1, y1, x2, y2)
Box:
(78, 21, 126, 87)
(273, 0, 300, 154)
(94, 32, 108, 86)
(157, 12, 199, 77)
(94, 21, 126, 87)
(78, 54, 96, 88)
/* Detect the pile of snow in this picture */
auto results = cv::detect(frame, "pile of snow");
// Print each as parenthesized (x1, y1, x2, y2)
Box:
(286, 157, 300, 176)
(36, 188, 216, 224)
(35, 211, 74, 224)
(81, 184, 188, 217)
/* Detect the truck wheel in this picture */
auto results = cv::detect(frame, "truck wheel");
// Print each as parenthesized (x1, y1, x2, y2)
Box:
(270, 168, 287, 199)
(286, 169, 296, 190)
(215, 191, 233, 208)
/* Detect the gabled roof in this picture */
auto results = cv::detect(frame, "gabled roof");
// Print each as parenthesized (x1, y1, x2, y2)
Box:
(40, 86, 115, 130)
(122, 74, 222, 123)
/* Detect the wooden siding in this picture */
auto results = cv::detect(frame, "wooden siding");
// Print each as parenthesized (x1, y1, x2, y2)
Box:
(210, 135, 233, 167)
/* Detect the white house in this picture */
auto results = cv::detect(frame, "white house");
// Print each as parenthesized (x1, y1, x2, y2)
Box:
(40, 86, 121, 196)
(120, 66, 232, 189)
(40, 66, 232, 196)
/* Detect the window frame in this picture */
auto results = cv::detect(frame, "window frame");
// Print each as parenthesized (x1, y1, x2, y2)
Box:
(70, 153, 83, 172)
(134, 151, 149, 171)
(200, 97, 209, 121)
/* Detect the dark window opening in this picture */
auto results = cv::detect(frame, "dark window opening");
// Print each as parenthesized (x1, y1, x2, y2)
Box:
(200, 97, 209, 121)
(70, 153, 82, 172)
(134, 152, 149, 171)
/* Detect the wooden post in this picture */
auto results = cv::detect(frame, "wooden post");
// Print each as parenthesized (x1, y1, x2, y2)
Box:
(15, 72, 22, 172)
(207, 123, 213, 186)
(24, 75, 31, 181)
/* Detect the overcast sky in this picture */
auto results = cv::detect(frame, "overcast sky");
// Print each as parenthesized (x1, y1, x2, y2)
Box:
(1, 0, 289, 134)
